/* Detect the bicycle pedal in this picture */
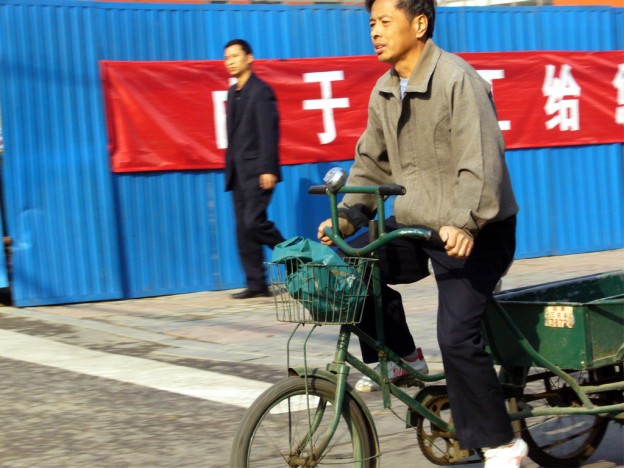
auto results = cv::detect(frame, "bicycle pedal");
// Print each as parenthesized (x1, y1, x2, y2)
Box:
(395, 376, 425, 389)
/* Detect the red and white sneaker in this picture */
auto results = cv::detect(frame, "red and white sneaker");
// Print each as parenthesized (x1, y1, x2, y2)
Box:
(354, 348, 429, 393)
(483, 438, 528, 467)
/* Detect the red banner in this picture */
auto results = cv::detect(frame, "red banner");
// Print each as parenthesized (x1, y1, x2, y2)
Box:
(101, 51, 624, 173)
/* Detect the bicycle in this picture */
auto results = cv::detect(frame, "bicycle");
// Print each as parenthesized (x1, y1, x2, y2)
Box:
(230, 172, 624, 467)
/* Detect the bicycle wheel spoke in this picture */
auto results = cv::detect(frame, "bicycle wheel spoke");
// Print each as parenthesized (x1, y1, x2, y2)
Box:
(520, 368, 610, 466)
(231, 376, 378, 466)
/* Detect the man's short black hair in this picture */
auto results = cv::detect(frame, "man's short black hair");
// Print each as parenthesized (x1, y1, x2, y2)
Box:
(224, 38, 253, 55)
(365, 0, 436, 39)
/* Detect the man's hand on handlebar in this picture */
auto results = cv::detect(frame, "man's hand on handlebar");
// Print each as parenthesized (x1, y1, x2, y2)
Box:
(317, 218, 355, 246)
(440, 226, 473, 259)
(315, 208, 472, 257)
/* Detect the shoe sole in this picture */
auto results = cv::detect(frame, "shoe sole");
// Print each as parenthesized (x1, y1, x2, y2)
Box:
(355, 375, 426, 392)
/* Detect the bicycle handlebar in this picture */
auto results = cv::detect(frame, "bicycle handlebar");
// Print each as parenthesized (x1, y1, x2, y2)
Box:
(327, 225, 442, 257)
(308, 184, 406, 196)
(309, 183, 444, 256)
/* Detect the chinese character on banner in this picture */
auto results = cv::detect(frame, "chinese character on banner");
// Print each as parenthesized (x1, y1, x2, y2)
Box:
(302, 71, 350, 145)
(613, 64, 624, 125)
(542, 64, 581, 131)
(477, 69, 511, 131)
(212, 78, 237, 150)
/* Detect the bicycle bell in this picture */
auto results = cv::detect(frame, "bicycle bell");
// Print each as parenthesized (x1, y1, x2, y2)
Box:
(323, 167, 347, 192)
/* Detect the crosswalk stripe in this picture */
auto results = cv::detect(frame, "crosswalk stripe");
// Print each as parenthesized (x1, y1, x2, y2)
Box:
(0, 329, 271, 408)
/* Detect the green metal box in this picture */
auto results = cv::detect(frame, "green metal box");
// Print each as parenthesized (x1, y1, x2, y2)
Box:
(485, 271, 624, 370)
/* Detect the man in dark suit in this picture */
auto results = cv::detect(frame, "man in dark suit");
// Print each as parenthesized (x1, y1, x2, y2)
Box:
(224, 39, 285, 299)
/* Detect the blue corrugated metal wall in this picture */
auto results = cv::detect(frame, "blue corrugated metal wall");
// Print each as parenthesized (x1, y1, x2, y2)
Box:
(0, 1, 123, 305)
(0, 0, 622, 305)
(0, 165, 7, 289)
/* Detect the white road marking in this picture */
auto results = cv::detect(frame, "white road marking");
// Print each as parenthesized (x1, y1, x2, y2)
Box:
(0, 329, 271, 408)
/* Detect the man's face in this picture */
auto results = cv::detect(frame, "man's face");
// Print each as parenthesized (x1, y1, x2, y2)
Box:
(369, 0, 419, 67)
(224, 44, 252, 78)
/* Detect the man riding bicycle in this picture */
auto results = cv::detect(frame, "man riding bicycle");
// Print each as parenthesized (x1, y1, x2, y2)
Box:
(317, 0, 526, 465)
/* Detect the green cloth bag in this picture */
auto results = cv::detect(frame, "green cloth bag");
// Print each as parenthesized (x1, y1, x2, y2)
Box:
(271, 237, 368, 323)
(272, 236, 347, 267)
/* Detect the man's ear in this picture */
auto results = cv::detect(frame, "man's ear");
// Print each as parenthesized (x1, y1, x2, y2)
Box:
(412, 14, 428, 39)
(247, 53, 254, 66)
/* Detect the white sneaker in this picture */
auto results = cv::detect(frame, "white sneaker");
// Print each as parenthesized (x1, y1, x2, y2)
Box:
(483, 438, 528, 467)
(354, 348, 429, 393)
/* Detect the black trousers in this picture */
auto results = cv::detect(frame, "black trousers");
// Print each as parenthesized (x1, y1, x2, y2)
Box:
(232, 185, 285, 291)
(348, 216, 516, 450)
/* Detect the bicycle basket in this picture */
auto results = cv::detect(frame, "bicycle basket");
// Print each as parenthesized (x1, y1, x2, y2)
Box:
(266, 257, 376, 325)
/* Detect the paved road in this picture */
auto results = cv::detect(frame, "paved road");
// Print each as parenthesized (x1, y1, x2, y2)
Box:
(0, 249, 622, 467)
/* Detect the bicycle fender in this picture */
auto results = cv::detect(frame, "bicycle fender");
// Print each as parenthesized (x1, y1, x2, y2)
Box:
(288, 366, 380, 449)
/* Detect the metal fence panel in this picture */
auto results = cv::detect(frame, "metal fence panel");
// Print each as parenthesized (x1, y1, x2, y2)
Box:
(506, 145, 624, 258)
(0, 0, 123, 305)
(0, 192, 7, 289)
(435, 6, 618, 51)
(615, 7, 624, 49)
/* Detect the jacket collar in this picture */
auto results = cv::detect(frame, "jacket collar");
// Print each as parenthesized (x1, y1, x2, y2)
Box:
(378, 39, 442, 98)
(229, 71, 256, 94)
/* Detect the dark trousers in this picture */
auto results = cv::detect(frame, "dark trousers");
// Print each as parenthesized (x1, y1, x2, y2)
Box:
(232, 185, 285, 291)
(348, 216, 516, 449)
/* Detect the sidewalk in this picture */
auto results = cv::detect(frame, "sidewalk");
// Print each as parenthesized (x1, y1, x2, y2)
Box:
(0, 248, 620, 375)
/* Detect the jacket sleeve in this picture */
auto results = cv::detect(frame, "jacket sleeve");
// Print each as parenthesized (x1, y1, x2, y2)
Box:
(338, 95, 393, 231)
(447, 70, 508, 237)
(255, 84, 280, 176)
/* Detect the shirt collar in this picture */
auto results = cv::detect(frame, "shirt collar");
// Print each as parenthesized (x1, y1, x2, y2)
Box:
(378, 39, 442, 98)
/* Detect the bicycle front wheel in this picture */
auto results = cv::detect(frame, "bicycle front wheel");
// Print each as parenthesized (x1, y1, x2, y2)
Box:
(230, 375, 379, 467)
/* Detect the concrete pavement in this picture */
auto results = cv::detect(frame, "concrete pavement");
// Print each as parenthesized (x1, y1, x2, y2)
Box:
(0, 248, 622, 467)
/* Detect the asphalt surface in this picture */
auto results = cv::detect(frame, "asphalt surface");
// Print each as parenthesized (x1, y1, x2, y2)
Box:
(0, 248, 622, 467)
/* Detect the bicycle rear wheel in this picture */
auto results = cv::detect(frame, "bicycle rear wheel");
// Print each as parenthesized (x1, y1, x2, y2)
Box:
(519, 367, 611, 467)
(230, 375, 378, 467)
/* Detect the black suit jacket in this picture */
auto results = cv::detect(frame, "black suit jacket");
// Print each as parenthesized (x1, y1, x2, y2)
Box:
(225, 73, 281, 192)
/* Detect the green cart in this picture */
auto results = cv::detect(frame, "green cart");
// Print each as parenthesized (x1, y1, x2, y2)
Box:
(486, 271, 623, 371)
(482, 271, 623, 467)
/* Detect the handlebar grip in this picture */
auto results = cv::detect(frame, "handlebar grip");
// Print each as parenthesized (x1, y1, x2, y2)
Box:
(378, 184, 406, 196)
(427, 229, 445, 247)
(308, 185, 327, 195)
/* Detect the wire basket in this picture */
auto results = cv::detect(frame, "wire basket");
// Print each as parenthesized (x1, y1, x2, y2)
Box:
(266, 257, 377, 325)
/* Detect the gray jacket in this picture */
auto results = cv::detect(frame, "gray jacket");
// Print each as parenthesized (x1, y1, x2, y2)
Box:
(339, 39, 518, 238)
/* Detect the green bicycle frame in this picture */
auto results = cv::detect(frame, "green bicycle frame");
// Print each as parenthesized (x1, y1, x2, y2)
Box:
(305, 184, 456, 445)
(293, 184, 624, 463)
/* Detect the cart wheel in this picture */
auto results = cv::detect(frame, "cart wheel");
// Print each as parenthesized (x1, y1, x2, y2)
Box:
(413, 393, 476, 465)
(230, 375, 379, 467)
(519, 367, 611, 467)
